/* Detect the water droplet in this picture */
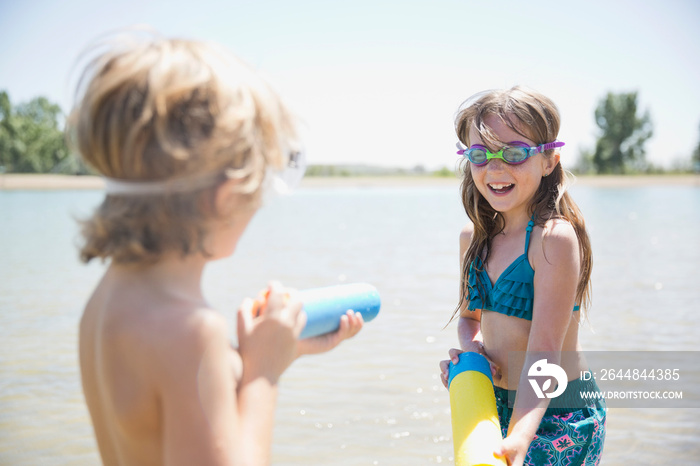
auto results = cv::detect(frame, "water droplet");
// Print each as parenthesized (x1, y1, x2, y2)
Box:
(426, 336, 436, 343)
(654, 282, 663, 290)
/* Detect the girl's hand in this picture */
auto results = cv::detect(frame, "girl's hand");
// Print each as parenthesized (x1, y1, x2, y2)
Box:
(494, 432, 531, 466)
(297, 310, 364, 356)
(438, 342, 499, 389)
(439, 348, 464, 388)
(237, 282, 306, 383)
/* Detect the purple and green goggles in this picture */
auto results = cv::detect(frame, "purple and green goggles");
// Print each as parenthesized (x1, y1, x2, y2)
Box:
(457, 141, 565, 166)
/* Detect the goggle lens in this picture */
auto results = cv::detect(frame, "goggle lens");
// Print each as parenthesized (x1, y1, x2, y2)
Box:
(467, 148, 488, 165)
(502, 147, 530, 163)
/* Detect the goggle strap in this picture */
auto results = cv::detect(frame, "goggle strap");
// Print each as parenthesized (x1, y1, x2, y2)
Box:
(103, 171, 223, 195)
(539, 141, 566, 152)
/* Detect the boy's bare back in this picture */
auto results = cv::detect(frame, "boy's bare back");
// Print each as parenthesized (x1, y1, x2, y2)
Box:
(79, 261, 242, 465)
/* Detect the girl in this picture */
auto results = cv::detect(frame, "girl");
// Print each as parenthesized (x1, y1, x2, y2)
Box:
(439, 87, 606, 465)
(71, 32, 363, 465)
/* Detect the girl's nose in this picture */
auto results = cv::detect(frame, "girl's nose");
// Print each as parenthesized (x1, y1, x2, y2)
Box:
(486, 158, 507, 171)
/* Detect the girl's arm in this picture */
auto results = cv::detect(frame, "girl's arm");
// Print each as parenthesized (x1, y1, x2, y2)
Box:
(441, 224, 486, 387)
(457, 223, 483, 352)
(496, 221, 581, 465)
(457, 312, 483, 352)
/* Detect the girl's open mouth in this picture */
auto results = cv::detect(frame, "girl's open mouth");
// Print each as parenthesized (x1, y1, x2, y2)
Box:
(488, 183, 514, 194)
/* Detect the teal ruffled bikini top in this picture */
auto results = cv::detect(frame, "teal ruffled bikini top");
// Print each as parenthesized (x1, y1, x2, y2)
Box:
(467, 217, 579, 320)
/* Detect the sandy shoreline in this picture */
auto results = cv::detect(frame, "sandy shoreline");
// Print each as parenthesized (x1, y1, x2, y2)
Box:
(1, 173, 698, 190)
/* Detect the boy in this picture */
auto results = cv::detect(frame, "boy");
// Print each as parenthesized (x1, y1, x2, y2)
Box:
(71, 33, 363, 465)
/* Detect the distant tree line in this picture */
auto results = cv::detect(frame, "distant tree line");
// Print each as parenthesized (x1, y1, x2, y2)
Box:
(0, 89, 698, 175)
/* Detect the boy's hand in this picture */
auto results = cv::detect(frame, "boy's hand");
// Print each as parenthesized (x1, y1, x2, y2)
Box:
(237, 282, 306, 383)
(296, 310, 364, 356)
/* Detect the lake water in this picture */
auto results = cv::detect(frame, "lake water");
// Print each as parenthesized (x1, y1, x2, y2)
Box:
(1, 181, 699, 465)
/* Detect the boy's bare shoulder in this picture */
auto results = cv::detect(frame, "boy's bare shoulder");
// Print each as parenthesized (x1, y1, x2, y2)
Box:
(120, 302, 239, 385)
(154, 306, 243, 401)
(156, 306, 232, 359)
(175, 306, 229, 344)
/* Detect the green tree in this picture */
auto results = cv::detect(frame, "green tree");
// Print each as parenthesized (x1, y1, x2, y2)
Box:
(0, 90, 79, 173)
(592, 91, 653, 174)
(0, 91, 20, 171)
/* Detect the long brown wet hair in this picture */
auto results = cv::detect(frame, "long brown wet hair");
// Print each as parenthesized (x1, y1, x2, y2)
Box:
(452, 86, 592, 321)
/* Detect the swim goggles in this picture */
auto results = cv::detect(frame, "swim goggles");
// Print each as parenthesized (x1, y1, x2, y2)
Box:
(456, 141, 565, 166)
(262, 148, 306, 197)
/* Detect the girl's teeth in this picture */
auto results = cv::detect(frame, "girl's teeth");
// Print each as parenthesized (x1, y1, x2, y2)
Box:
(490, 183, 512, 189)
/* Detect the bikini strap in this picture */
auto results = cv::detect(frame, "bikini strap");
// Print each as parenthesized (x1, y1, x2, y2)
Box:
(524, 215, 535, 254)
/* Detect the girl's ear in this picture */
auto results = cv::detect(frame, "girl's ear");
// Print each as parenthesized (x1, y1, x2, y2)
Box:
(543, 151, 561, 176)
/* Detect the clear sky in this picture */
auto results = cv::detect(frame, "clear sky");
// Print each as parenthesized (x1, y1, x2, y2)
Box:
(1, 0, 699, 169)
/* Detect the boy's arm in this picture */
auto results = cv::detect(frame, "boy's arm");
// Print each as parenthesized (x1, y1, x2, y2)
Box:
(159, 302, 302, 466)
(234, 285, 306, 463)
(158, 311, 242, 466)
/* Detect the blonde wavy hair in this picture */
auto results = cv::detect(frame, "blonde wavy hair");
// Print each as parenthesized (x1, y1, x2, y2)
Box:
(68, 31, 297, 264)
(454, 86, 592, 318)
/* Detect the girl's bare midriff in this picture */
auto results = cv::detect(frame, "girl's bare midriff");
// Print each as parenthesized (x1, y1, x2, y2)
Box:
(480, 310, 587, 389)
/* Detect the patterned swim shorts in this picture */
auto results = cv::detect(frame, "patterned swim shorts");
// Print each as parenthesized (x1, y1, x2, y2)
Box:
(494, 377, 606, 466)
